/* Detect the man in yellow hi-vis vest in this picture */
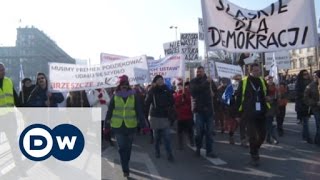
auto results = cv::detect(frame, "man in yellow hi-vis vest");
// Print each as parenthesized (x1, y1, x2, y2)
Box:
(235, 63, 271, 167)
(104, 75, 145, 178)
(0, 63, 26, 177)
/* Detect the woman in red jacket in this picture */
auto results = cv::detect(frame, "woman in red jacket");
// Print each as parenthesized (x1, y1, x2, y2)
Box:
(174, 81, 194, 150)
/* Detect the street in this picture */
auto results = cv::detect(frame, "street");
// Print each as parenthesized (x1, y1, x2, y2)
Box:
(102, 103, 320, 180)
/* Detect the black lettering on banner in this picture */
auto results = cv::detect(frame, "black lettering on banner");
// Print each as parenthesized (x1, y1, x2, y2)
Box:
(235, 10, 247, 21)
(288, 27, 299, 45)
(235, 20, 245, 31)
(270, 3, 275, 16)
(246, 32, 256, 49)
(226, 31, 236, 48)
(257, 18, 268, 34)
(301, 26, 308, 44)
(237, 32, 245, 48)
(209, 27, 221, 47)
(278, 29, 287, 47)
(248, 12, 257, 20)
(267, 33, 279, 48)
(278, 0, 288, 14)
(256, 34, 268, 48)
(216, 0, 224, 11)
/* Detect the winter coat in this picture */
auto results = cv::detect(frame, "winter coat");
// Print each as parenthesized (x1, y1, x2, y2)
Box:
(145, 85, 174, 129)
(27, 86, 64, 107)
(304, 81, 320, 113)
(295, 80, 311, 118)
(66, 91, 90, 107)
(19, 84, 35, 107)
(173, 88, 192, 121)
(190, 75, 217, 115)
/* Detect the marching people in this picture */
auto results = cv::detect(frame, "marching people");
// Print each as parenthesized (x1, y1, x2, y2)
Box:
(27, 72, 64, 107)
(190, 66, 218, 158)
(216, 78, 229, 134)
(304, 70, 320, 146)
(173, 80, 194, 149)
(236, 63, 271, 166)
(295, 70, 313, 144)
(145, 75, 175, 162)
(0, 63, 26, 177)
(104, 75, 145, 178)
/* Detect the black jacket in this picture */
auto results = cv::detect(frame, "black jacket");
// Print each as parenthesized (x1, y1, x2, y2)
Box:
(19, 85, 36, 107)
(189, 75, 217, 114)
(145, 85, 174, 118)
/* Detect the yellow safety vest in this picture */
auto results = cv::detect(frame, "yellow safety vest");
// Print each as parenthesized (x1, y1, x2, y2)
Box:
(0, 77, 15, 116)
(111, 95, 137, 128)
(238, 76, 271, 111)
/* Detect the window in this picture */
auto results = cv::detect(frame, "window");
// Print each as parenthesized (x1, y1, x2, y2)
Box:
(299, 58, 304, 68)
(292, 59, 297, 69)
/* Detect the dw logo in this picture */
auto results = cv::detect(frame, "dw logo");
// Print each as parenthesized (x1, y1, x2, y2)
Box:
(19, 124, 85, 161)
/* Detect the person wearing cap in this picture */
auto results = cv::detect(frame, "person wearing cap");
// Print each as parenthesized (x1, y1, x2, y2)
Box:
(235, 63, 271, 166)
(145, 75, 175, 162)
(18, 77, 35, 107)
(27, 72, 64, 107)
(304, 70, 320, 146)
(105, 75, 145, 177)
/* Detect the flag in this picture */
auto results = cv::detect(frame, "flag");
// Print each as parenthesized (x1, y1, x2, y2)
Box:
(19, 63, 24, 92)
(222, 84, 234, 105)
(269, 53, 279, 85)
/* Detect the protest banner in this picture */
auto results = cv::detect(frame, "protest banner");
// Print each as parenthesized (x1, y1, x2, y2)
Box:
(215, 62, 243, 78)
(163, 40, 181, 56)
(202, 60, 216, 79)
(265, 51, 290, 70)
(100, 52, 128, 64)
(201, 0, 318, 52)
(49, 55, 150, 92)
(198, 18, 205, 41)
(148, 54, 185, 80)
(180, 33, 199, 61)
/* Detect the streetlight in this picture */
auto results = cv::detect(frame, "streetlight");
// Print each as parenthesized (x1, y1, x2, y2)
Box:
(169, 26, 178, 41)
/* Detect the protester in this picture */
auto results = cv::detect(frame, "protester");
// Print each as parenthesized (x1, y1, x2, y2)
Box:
(66, 90, 90, 107)
(174, 80, 194, 149)
(216, 78, 229, 134)
(304, 70, 320, 146)
(276, 82, 288, 137)
(145, 75, 175, 162)
(27, 72, 64, 107)
(104, 75, 145, 178)
(18, 77, 35, 106)
(236, 63, 271, 166)
(190, 66, 218, 158)
(295, 70, 313, 143)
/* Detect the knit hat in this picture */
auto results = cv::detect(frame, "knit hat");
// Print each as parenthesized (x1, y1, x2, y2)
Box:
(22, 77, 32, 84)
(118, 75, 129, 85)
(152, 75, 163, 83)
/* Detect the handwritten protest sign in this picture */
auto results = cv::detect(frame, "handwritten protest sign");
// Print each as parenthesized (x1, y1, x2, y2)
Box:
(49, 56, 150, 92)
(265, 51, 290, 70)
(215, 62, 243, 78)
(148, 54, 185, 80)
(163, 41, 181, 56)
(180, 33, 199, 61)
(100, 53, 128, 64)
(201, 0, 318, 52)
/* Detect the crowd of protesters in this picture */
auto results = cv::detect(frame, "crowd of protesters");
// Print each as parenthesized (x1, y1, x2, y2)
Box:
(1, 61, 320, 178)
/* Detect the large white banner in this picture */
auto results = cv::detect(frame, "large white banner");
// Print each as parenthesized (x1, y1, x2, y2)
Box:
(49, 56, 150, 92)
(180, 33, 199, 61)
(201, 0, 318, 52)
(148, 54, 185, 80)
(215, 62, 243, 78)
(265, 51, 290, 70)
(163, 41, 181, 56)
(100, 53, 128, 64)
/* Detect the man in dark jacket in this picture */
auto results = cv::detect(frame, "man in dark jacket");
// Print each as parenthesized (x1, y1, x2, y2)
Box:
(235, 63, 270, 166)
(19, 78, 35, 106)
(190, 66, 218, 158)
(27, 72, 64, 107)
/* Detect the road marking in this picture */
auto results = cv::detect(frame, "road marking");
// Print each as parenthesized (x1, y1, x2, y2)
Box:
(208, 166, 283, 178)
(187, 145, 227, 166)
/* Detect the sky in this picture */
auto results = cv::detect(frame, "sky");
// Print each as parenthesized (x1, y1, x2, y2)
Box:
(0, 0, 319, 65)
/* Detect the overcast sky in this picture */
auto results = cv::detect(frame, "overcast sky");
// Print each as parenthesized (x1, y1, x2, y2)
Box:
(0, 0, 319, 64)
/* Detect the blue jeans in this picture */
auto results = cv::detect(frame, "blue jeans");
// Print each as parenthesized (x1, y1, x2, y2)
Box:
(301, 116, 310, 140)
(154, 128, 172, 156)
(312, 112, 320, 144)
(115, 133, 134, 173)
(194, 113, 213, 153)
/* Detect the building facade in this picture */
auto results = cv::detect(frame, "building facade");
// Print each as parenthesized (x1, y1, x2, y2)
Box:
(0, 26, 75, 89)
(289, 47, 320, 75)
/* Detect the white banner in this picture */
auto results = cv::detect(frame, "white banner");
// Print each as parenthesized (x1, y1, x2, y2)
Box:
(198, 18, 205, 41)
(148, 54, 185, 80)
(100, 53, 128, 64)
(215, 62, 243, 78)
(202, 60, 216, 79)
(265, 51, 290, 70)
(49, 56, 150, 92)
(180, 33, 199, 61)
(201, 0, 318, 52)
(163, 41, 181, 56)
